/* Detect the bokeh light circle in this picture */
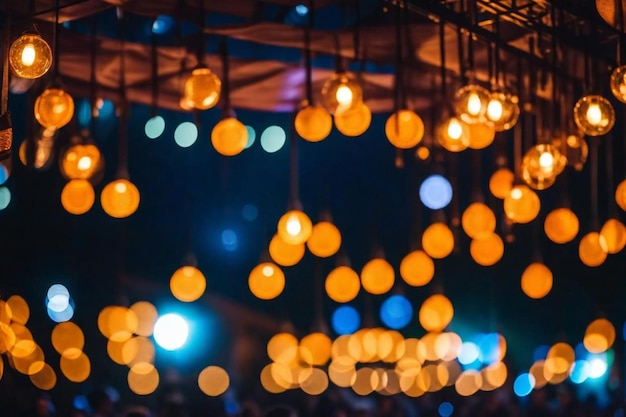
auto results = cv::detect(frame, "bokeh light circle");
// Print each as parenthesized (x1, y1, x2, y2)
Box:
(380, 295, 413, 330)
(419, 175, 453, 210)
(144, 116, 165, 139)
(153, 313, 189, 351)
(174, 122, 198, 148)
(331, 306, 360, 335)
(261, 126, 287, 153)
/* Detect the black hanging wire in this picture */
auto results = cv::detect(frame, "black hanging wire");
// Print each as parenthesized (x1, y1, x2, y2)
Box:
(196, 0, 206, 66)
(289, 118, 300, 209)
(89, 17, 98, 132)
(219, 37, 231, 116)
(467, 0, 476, 78)
(52, 0, 60, 79)
(549, 2, 558, 141)
(492, 13, 501, 89)
(590, 137, 600, 231)
(616, 0, 625, 65)
(457, 22, 467, 86)
(304, 0, 315, 106)
(402, 0, 412, 108)
(150, 32, 159, 118)
(606, 134, 617, 219)
(0, 2, 12, 160)
(514, 54, 524, 181)
(117, 8, 129, 179)
(393, 0, 403, 113)
(439, 17, 447, 102)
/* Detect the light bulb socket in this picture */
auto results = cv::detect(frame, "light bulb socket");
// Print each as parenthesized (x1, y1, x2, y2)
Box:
(0, 113, 13, 161)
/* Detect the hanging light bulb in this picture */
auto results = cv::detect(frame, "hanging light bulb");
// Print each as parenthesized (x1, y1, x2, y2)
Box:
(616, 179, 626, 211)
(211, 117, 248, 156)
(453, 84, 490, 124)
(0, 113, 12, 160)
(485, 89, 520, 131)
(610, 65, 626, 103)
(100, 179, 140, 218)
(9, 30, 53, 79)
(182, 67, 221, 110)
(61, 179, 95, 215)
(334, 102, 371, 137)
(277, 210, 313, 245)
(60, 141, 103, 180)
(467, 122, 496, 150)
(573, 95, 615, 136)
(437, 116, 470, 152)
(295, 105, 332, 142)
(321, 72, 363, 115)
(34, 88, 75, 129)
(385, 109, 424, 149)
(521, 144, 566, 191)
(503, 185, 540, 224)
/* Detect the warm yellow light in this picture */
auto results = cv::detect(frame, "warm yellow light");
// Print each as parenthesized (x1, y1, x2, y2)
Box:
(385, 109, 424, 149)
(170, 266, 206, 302)
(9, 32, 52, 79)
(560, 134, 588, 171)
(416, 146, 430, 160)
(61, 144, 102, 180)
(461, 202, 496, 239)
(306, 221, 342, 258)
(277, 210, 313, 245)
(422, 222, 454, 259)
(599, 219, 626, 254)
(419, 294, 454, 332)
(295, 105, 332, 142)
(485, 89, 520, 131)
(453, 84, 490, 123)
(183, 67, 221, 110)
(467, 93, 482, 116)
(61, 179, 95, 215)
(300, 333, 332, 366)
(521, 144, 565, 191)
(34, 88, 75, 129)
(544, 208, 579, 244)
(269, 234, 305, 267)
(538, 152, 554, 170)
(616, 179, 626, 211)
(520, 263, 553, 299)
(101, 179, 140, 218)
(467, 122, 496, 150)
(437, 117, 469, 152)
(573, 95, 615, 136)
(489, 168, 514, 199)
(211, 117, 248, 156)
(198, 366, 230, 397)
(610, 65, 626, 103)
(503, 185, 540, 224)
(248, 262, 285, 300)
(579, 232, 608, 267)
(487, 99, 503, 121)
(399, 250, 434, 287)
(583, 318, 615, 354)
(321, 71, 362, 115)
(334, 102, 371, 137)
(360, 258, 394, 295)
(325, 266, 360, 303)
(470, 233, 504, 267)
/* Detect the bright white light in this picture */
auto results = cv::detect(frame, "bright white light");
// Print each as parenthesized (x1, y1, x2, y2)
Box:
(569, 360, 590, 384)
(114, 182, 127, 193)
(447, 118, 463, 140)
(586, 104, 603, 126)
(538, 152, 554, 170)
(77, 156, 92, 171)
(335, 85, 354, 107)
(487, 99, 503, 121)
(588, 358, 607, 379)
(458, 342, 480, 365)
(510, 187, 523, 200)
(21, 44, 36, 66)
(286, 216, 302, 236)
(467, 93, 482, 116)
(262, 265, 275, 277)
(153, 313, 189, 351)
(47, 303, 74, 323)
(46, 284, 70, 313)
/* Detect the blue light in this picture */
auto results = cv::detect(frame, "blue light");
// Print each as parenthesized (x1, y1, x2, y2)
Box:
(152, 15, 175, 35)
(380, 295, 413, 330)
(438, 402, 454, 417)
(221, 229, 238, 252)
(174, 122, 198, 148)
(46, 284, 70, 313)
(513, 373, 535, 397)
(260, 125, 286, 153)
(570, 360, 590, 384)
(77, 99, 91, 129)
(295, 4, 309, 15)
(419, 174, 453, 210)
(47, 301, 75, 323)
(97, 99, 115, 119)
(73, 395, 90, 412)
(245, 125, 256, 149)
(458, 342, 480, 365)
(331, 306, 360, 335)
(477, 333, 502, 365)
(588, 357, 608, 379)
(533, 345, 550, 362)
(0, 163, 9, 185)
(0, 187, 11, 210)
(575, 342, 590, 360)
(145, 116, 165, 139)
(242, 204, 258, 222)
